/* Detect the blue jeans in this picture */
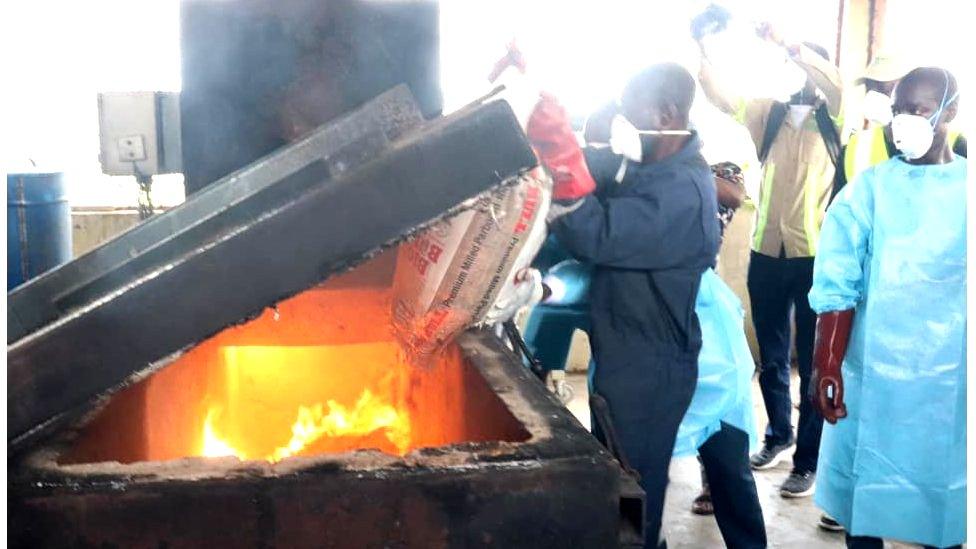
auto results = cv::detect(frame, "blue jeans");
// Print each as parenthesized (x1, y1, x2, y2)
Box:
(747, 251, 822, 473)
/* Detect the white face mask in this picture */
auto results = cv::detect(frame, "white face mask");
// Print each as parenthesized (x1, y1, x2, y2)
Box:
(891, 74, 959, 160)
(891, 114, 935, 160)
(608, 114, 691, 163)
(788, 104, 813, 127)
(862, 90, 894, 126)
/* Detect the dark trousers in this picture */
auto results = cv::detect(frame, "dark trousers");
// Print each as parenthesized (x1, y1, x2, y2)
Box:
(846, 534, 961, 549)
(700, 422, 768, 549)
(592, 355, 697, 549)
(747, 251, 822, 473)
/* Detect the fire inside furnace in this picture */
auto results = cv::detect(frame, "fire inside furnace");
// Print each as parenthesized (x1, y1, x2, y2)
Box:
(60, 252, 530, 466)
(201, 390, 410, 462)
(201, 376, 412, 462)
(188, 337, 417, 462)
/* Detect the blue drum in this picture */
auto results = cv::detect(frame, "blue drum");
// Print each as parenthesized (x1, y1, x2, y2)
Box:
(7, 172, 72, 290)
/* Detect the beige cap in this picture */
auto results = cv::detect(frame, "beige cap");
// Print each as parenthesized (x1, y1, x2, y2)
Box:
(857, 53, 914, 84)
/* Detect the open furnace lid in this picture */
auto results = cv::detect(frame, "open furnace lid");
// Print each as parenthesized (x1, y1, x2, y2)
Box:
(7, 87, 538, 451)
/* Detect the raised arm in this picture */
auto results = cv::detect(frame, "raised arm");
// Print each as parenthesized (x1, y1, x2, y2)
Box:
(756, 23, 843, 118)
(697, 41, 771, 150)
(697, 45, 744, 117)
(790, 43, 843, 118)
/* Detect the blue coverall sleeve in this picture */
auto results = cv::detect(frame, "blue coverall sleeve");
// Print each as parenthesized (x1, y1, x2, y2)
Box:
(809, 170, 875, 314)
(550, 175, 707, 270)
(582, 147, 623, 197)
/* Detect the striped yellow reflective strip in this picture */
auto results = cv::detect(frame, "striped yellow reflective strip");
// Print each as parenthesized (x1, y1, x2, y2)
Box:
(844, 131, 861, 181)
(845, 127, 891, 183)
(869, 127, 889, 165)
(734, 98, 747, 125)
(752, 163, 775, 250)
(950, 129, 962, 148)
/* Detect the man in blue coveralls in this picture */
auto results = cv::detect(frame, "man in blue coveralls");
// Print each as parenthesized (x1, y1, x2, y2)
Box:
(526, 63, 720, 548)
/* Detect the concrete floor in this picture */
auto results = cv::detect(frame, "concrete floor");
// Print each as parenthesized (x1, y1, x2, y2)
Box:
(563, 372, 918, 549)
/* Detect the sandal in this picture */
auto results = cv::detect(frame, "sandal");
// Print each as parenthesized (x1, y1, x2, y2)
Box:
(691, 491, 714, 515)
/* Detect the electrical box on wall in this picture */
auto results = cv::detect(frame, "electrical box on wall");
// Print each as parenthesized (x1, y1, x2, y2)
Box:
(98, 92, 182, 176)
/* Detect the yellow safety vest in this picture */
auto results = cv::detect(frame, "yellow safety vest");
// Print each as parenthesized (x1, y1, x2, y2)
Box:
(744, 100, 842, 257)
(845, 126, 964, 182)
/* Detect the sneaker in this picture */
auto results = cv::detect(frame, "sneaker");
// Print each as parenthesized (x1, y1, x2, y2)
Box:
(780, 470, 816, 498)
(818, 514, 844, 532)
(749, 440, 795, 470)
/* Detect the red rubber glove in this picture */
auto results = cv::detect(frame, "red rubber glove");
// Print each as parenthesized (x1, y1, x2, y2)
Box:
(526, 93, 596, 201)
(810, 309, 854, 424)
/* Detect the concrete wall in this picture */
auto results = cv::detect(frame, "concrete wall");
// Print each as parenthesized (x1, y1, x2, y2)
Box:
(71, 210, 141, 257)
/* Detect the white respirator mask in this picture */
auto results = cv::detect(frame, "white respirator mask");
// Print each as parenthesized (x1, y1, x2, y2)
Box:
(862, 89, 894, 126)
(608, 114, 691, 163)
(891, 73, 958, 160)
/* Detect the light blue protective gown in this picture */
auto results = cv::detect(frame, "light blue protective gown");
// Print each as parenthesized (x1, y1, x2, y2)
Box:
(672, 268, 758, 457)
(808, 156, 967, 548)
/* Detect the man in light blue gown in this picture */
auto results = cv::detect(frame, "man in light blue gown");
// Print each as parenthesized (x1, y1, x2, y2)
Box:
(808, 67, 966, 549)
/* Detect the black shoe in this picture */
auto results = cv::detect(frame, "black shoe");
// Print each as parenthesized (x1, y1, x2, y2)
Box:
(780, 470, 816, 498)
(749, 440, 795, 470)
(818, 514, 844, 532)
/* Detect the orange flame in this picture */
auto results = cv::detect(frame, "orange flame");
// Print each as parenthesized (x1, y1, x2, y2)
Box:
(270, 389, 411, 461)
(202, 408, 244, 458)
(201, 389, 411, 462)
